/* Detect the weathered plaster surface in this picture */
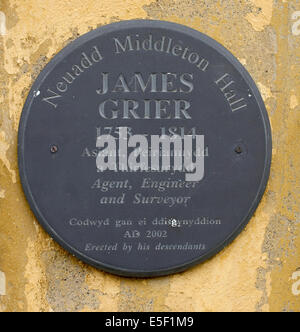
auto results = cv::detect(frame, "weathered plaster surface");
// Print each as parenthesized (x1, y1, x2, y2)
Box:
(0, 271, 5, 295)
(0, 0, 299, 312)
(0, 11, 6, 36)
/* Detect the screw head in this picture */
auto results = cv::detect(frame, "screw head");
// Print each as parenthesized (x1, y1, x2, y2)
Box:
(50, 145, 58, 154)
(235, 146, 243, 154)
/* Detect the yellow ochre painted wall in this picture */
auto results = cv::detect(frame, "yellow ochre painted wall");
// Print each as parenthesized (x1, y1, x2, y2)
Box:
(0, 0, 299, 312)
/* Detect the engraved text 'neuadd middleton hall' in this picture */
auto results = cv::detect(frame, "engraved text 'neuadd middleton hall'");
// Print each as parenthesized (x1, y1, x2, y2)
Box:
(42, 33, 210, 109)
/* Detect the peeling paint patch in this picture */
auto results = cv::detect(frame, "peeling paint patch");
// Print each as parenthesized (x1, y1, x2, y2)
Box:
(0, 271, 6, 296)
(246, 0, 273, 32)
(290, 95, 298, 110)
(291, 11, 300, 36)
(238, 58, 247, 66)
(119, 278, 170, 312)
(41, 249, 100, 312)
(292, 271, 300, 296)
(0, 11, 6, 36)
(0, 131, 17, 183)
(257, 82, 273, 101)
(85, 271, 120, 312)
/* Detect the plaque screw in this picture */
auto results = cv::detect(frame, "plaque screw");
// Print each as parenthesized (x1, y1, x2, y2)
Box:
(235, 146, 243, 155)
(50, 145, 58, 154)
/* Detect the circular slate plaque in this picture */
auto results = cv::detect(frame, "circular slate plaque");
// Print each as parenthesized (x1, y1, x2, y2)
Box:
(19, 20, 272, 277)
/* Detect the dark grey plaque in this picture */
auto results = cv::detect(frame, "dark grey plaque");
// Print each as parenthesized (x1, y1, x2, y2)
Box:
(18, 20, 272, 277)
